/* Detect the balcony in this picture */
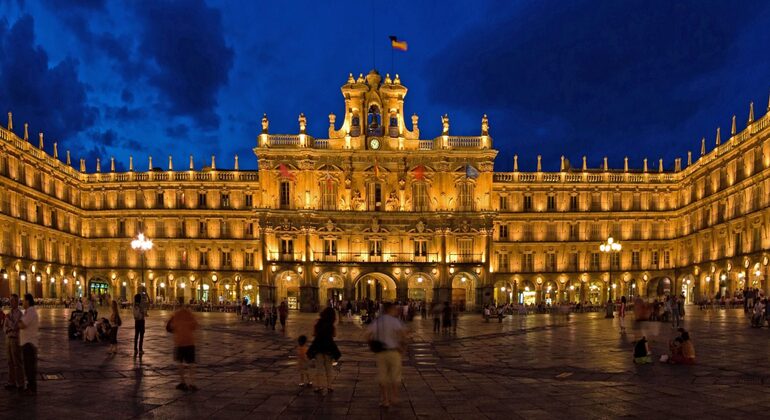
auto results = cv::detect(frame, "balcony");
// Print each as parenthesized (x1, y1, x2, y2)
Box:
(312, 252, 439, 263)
(449, 253, 483, 264)
(268, 252, 303, 262)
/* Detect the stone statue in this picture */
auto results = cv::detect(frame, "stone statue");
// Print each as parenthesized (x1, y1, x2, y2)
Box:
(298, 113, 306, 133)
(385, 191, 399, 211)
(441, 114, 449, 135)
(351, 190, 364, 211)
(481, 114, 489, 136)
(411, 114, 419, 130)
(261, 113, 269, 133)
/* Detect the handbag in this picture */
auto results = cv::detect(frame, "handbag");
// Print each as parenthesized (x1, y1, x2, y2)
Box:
(368, 315, 385, 353)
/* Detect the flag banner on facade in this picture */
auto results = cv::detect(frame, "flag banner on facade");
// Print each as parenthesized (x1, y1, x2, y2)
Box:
(413, 164, 425, 180)
(466, 164, 479, 179)
(389, 35, 408, 51)
(279, 163, 295, 180)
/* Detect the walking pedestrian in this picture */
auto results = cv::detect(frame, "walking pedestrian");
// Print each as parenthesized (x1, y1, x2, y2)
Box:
(296, 335, 312, 387)
(18, 294, 39, 395)
(3, 294, 24, 391)
(671, 295, 681, 329)
(167, 305, 200, 391)
(308, 307, 340, 395)
(279, 299, 289, 331)
(366, 302, 406, 408)
(618, 296, 627, 334)
(432, 302, 442, 332)
(108, 300, 122, 355)
(133, 293, 147, 355)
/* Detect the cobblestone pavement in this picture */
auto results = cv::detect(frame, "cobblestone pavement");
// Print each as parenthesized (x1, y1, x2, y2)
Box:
(2, 306, 770, 419)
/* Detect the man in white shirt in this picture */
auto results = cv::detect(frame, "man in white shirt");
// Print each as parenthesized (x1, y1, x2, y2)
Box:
(18, 294, 39, 395)
(366, 302, 406, 408)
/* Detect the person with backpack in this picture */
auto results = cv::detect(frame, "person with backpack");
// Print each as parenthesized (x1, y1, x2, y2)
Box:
(133, 294, 148, 355)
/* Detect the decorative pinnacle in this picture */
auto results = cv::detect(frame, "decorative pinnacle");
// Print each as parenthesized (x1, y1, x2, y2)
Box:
(731, 115, 736, 135)
(715, 127, 721, 146)
(7, 112, 12, 130)
(748, 102, 754, 123)
(38, 132, 44, 149)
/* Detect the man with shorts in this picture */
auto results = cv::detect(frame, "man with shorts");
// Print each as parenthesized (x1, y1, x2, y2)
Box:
(366, 302, 407, 408)
(166, 306, 199, 391)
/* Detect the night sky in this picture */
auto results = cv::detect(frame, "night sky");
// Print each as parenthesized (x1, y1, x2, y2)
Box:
(1, 0, 769, 172)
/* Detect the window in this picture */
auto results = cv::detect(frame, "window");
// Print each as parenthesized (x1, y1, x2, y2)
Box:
(631, 251, 640, 268)
(611, 253, 620, 269)
(590, 252, 600, 270)
(457, 182, 474, 211)
(176, 191, 185, 208)
(50, 210, 58, 229)
(368, 183, 382, 211)
(569, 224, 578, 241)
(324, 238, 337, 257)
(570, 252, 579, 271)
(118, 220, 125, 236)
(245, 222, 255, 238)
(178, 220, 185, 237)
(221, 251, 232, 268)
(522, 224, 533, 241)
(280, 181, 291, 209)
(221, 193, 230, 209)
(523, 195, 533, 211)
(651, 251, 659, 267)
(412, 183, 429, 212)
(245, 194, 253, 208)
(199, 251, 208, 267)
(499, 195, 509, 211)
(414, 239, 427, 258)
(35, 205, 42, 223)
(591, 223, 600, 241)
(499, 224, 509, 240)
(244, 252, 254, 269)
(369, 239, 383, 257)
(547, 195, 556, 211)
(322, 181, 337, 210)
(180, 250, 188, 268)
(570, 195, 578, 211)
(498, 253, 510, 272)
(522, 253, 534, 272)
(546, 253, 556, 272)
(198, 192, 207, 208)
(220, 220, 228, 238)
(280, 239, 294, 258)
(199, 221, 207, 237)
(457, 239, 473, 262)
(663, 250, 670, 267)
(734, 232, 742, 255)
(156, 191, 164, 209)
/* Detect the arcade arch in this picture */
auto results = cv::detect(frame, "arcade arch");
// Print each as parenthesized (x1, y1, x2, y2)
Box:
(406, 272, 434, 302)
(451, 272, 477, 310)
(353, 272, 397, 302)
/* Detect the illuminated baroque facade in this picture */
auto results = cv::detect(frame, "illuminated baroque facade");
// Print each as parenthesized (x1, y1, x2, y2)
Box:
(1, 70, 770, 310)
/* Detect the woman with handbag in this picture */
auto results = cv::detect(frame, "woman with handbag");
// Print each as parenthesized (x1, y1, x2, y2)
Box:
(308, 307, 339, 395)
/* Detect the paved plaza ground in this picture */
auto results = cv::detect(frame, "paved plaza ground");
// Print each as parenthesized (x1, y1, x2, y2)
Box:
(2, 306, 770, 419)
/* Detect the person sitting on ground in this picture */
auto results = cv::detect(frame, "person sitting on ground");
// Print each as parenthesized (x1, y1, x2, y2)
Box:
(83, 321, 99, 343)
(633, 336, 652, 364)
(669, 330, 696, 365)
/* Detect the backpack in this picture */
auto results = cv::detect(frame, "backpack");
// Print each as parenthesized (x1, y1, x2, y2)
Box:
(133, 305, 145, 321)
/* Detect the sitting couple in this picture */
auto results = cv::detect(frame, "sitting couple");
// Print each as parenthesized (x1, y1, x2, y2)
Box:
(633, 328, 695, 365)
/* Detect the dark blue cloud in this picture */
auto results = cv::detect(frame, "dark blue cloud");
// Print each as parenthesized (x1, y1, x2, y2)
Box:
(424, 0, 770, 170)
(165, 123, 189, 138)
(134, 0, 234, 129)
(0, 15, 97, 153)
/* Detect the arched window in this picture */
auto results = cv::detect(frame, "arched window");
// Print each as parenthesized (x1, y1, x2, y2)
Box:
(367, 104, 382, 136)
(412, 182, 429, 212)
(321, 179, 337, 210)
(456, 182, 474, 211)
(389, 112, 398, 137)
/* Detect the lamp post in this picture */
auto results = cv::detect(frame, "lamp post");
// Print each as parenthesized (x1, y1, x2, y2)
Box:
(600, 237, 621, 319)
(131, 233, 153, 297)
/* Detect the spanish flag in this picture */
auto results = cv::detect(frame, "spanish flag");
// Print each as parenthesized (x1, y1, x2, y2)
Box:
(389, 35, 408, 51)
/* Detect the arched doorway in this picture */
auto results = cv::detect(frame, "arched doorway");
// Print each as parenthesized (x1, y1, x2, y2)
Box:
(354, 272, 397, 302)
(318, 272, 344, 307)
(518, 280, 536, 305)
(241, 278, 260, 306)
(407, 272, 434, 302)
(646, 277, 672, 298)
(716, 270, 729, 298)
(221, 278, 237, 303)
(588, 281, 604, 305)
(493, 280, 513, 305)
(275, 270, 300, 309)
(541, 280, 558, 305)
(680, 274, 695, 303)
(89, 277, 109, 300)
(451, 272, 476, 311)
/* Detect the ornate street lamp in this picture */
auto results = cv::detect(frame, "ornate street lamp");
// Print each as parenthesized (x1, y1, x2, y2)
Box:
(131, 233, 153, 295)
(599, 237, 622, 302)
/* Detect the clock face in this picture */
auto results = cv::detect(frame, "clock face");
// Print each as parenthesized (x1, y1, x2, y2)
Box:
(369, 138, 380, 150)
